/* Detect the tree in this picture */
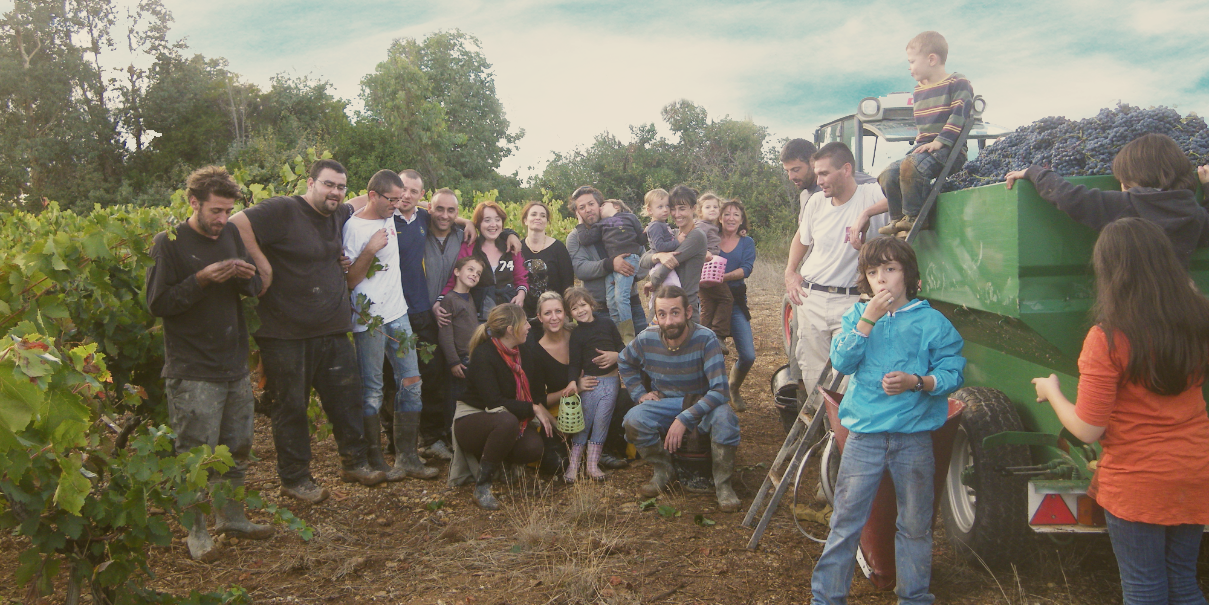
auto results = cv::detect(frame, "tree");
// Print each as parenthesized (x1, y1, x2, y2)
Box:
(535, 101, 794, 240)
(355, 29, 522, 188)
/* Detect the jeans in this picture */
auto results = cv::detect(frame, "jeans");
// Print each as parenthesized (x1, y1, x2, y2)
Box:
(353, 316, 422, 416)
(811, 431, 936, 605)
(729, 304, 755, 374)
(622, 396, 741, 447)
(879, 143, 965, 220)
(574, 375, 618, 446)
(629, 292, 648, 333)
(256, 334, 368, 485)
(1104, 510, 1207, 605)
(166, 377, 255, 483)
(606, 253, 641, 325)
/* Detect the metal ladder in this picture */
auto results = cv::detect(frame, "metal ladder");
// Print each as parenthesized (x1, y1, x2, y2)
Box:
(903, 119, 975, 244)
(741, 364, 843, 550)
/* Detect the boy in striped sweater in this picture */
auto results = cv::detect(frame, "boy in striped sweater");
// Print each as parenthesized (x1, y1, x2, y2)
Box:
(879, 31, 973, 238)
(618, 285, 742, 511)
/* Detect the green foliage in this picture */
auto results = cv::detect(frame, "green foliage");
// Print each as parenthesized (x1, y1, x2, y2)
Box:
(693, 514, 715, 527)
(534, 100, 797, 241)
(0, 153, 320, 603)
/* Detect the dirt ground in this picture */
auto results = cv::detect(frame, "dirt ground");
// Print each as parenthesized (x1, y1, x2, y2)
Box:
(3, 258, 1207, 604)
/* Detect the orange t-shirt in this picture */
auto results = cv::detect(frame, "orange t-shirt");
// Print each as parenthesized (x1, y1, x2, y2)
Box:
(1075, 326, 1209, 525)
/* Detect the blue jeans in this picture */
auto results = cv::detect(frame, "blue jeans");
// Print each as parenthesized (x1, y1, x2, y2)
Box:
(605, 253, 641, 325)
(352, 316, 422, 416)
(811, 431, 935, 605)
(630, 293, 648, 333)
(730, 304, 755, 374)
(622, 396, 740, 447)
(879, 143, 964, 220)
(1104, 510, 1207, 605)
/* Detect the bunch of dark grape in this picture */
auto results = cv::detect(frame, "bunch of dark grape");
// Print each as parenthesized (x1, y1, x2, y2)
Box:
(944, 104, 1209, 191)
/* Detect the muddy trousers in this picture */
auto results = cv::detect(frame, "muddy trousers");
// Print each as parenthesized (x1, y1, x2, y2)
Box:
(453, 411, 544, 466)
(256, 335, 368, 487)
(166, 377, 255, 483)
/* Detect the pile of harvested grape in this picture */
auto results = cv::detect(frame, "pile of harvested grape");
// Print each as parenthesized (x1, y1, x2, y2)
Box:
(945, 104, 1209, 191)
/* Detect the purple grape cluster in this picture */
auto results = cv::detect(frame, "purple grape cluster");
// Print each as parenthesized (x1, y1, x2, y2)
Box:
(945, 104, 1209, 191)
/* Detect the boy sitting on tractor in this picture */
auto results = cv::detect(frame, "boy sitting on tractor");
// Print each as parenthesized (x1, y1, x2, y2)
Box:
(879, 31, 974, 238)
(808, 237, 965, 605)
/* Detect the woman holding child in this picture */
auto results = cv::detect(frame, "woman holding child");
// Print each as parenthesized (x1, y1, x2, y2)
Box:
(443, 201, 528, 321)
(449, 303, 557, 510)
(526, 291, 575, 476)
(644, 185, 707, 314)
(1032, 218, 1209, 605)
(718, 200, 757, 411)
(520, 202, 574, 319)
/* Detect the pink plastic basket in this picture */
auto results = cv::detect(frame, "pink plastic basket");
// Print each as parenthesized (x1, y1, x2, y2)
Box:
(699, 255, 727, 285)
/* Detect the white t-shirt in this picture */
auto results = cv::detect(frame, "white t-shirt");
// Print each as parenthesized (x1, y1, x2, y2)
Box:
(797, 182, 889, 288)
(343, 214, 408, 333)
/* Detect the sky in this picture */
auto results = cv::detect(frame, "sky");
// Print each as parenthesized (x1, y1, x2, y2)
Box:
(12, 0, 1209, 178)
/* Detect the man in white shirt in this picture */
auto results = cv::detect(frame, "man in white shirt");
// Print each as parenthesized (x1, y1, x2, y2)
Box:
(782, 143, 890, 409)
(344, 169, 439, 482)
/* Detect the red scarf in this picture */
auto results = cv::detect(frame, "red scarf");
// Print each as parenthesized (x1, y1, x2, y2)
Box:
(491, 337, 532, 433)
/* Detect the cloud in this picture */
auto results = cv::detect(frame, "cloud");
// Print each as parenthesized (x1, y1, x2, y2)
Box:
(8, 0, 1207, 180)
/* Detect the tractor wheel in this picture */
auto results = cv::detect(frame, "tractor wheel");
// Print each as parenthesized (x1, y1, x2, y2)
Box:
(942, 387, 1032, 568)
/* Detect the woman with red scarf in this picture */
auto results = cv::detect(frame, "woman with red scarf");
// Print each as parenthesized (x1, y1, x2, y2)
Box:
(449, 303, 557, 509)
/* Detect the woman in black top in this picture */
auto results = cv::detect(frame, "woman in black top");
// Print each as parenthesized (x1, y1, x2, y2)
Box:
(527, 291, 577, 476)
(452, 304, 556, 510)
(520, 201, 574, 318)
(562, 287, 624, 483)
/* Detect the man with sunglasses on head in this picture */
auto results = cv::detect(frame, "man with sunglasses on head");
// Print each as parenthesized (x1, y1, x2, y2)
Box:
(231, 159, 387, 504)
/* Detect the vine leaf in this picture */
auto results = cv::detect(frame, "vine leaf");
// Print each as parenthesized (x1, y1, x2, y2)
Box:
(54, 453, 91, 515)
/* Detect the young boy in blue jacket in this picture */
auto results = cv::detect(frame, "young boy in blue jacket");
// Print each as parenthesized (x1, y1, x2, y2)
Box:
(810, 236, 965, 605)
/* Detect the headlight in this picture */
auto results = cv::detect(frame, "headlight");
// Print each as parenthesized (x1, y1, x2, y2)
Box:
(971, 95, 986, 117)
(858, 97, 880, 118)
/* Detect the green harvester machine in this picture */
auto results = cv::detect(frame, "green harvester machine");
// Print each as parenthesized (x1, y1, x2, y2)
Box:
(915, 176, 1209, 566)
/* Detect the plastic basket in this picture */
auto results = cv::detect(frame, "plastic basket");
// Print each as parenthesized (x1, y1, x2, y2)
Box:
(699, 255, 727, 285)
(556, 394, 585, 434)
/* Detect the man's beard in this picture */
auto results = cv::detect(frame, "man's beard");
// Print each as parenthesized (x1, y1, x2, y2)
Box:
(661, 321, 686, 341)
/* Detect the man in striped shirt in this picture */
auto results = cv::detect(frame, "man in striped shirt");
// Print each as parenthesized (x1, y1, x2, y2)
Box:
(879, 30, 973, 237)
(619, 285, 742, 512)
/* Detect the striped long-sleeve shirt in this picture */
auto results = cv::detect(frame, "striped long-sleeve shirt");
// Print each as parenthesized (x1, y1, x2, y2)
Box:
(913, 72, 973, 149)
(618, 323, 730, 429)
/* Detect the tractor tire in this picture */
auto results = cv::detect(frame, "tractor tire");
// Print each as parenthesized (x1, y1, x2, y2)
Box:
(782, 294, 797, 372)
(942, 387, 1032, 568)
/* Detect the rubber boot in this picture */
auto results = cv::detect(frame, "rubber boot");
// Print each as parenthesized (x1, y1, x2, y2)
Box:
(585, 442, 606, 481)
(186, 511, 218, 561)
(214, 480, 275, 540)
(392, 411, 439, 479)
(565, 443, 585, 483)
(618, 319, 636, 343)
(711, 441, 741, 513)
(636, 444, 675, 498)
(474, 461, 501, 510)
(728, 363, 750, 412)
(364, 414, 406, 482)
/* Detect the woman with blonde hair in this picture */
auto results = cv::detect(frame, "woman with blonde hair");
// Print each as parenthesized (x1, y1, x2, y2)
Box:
(449, 304, 556, 510)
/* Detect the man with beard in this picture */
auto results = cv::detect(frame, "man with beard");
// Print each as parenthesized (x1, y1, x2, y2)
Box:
(779, 139, 881, 421)
(618, 285, 741, 512)
(230, 159, 386, 504)
(146, 166, 273, 560)
(566, 186, 647, 469)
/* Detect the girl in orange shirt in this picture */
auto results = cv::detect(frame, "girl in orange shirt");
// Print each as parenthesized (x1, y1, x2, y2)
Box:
(1033, 217, 1209, 605)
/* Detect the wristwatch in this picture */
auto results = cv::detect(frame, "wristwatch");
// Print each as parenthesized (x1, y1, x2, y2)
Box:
(911, 374, 925, 392)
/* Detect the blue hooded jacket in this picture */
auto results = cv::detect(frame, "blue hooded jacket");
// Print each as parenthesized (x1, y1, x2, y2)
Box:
(830, 299, 965, 434)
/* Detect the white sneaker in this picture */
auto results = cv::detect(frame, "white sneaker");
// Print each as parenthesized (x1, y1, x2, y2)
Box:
(425, 440, 454, 460)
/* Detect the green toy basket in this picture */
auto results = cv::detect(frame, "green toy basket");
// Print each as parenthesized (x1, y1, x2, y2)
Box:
(557, 394, 585, 434)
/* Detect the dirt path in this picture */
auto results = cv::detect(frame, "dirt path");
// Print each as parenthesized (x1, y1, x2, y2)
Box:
(2, 258, 1201, 604)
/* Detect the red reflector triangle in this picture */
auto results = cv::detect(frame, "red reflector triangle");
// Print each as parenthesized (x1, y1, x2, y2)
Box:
(1031, 493, 1077, 525)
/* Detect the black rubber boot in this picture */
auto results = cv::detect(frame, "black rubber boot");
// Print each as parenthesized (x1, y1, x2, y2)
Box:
(364, 414, 406, 482)
(393, 411, 439, 479)
(474, 461, 501, 510)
